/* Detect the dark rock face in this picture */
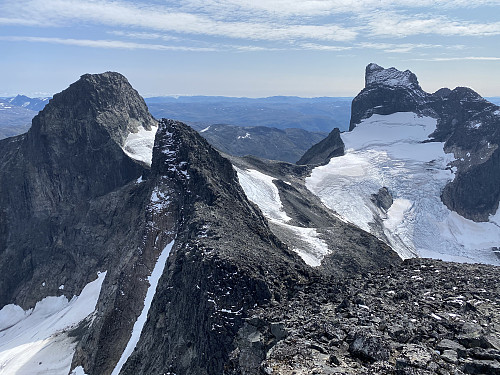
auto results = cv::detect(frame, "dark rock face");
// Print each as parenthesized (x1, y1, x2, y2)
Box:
(0, 72, 155, 309)
(113, 119, 312, 375)
(349, 63, 500, 221)
(371, 187, 393, 212)
(349, 63, 428, 132)
(296, 127, 345, 165)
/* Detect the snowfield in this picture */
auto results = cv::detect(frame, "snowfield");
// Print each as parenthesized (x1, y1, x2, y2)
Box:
(236, 167, 330, 267)
(0, 272, 106, 375)
(235, 168, 292, 223)
(122, 125, 158, 166)
(307, 112, 500, 265)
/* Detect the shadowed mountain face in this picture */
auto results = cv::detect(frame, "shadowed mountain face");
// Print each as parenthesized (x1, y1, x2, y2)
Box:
(296, 127, 345, 166)
(0, 72, 155, 309)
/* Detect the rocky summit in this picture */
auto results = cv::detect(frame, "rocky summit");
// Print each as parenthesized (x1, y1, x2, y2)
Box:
(0, 68, 498, 375)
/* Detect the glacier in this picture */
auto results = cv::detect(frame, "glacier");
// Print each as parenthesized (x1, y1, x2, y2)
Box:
(0, 272, 106, 375)
(306, 112, 500, 265)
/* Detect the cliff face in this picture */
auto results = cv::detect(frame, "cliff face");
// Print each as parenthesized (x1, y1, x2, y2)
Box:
(348, 63, 500, 221)
(0, 72, 155, 310)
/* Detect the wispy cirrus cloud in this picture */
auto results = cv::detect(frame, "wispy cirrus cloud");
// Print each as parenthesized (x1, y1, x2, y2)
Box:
(1, 0, 499, 55)
(364, 11, 500, 37)
(413, 56, 500, 61)
(0, 36, 217, 51)
(182, 0, 500, 17)
(299, 43, 353, 51)
(108, 31, 180, 42)
(358, 42, 466, 53)
(0, 0, 358, 42)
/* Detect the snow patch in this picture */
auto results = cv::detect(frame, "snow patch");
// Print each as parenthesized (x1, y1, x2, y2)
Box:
(307, 112, 500, 265)
(490, 206, 500, 226)
(272, 222, 330, 267)
(123, 125, 158, 166)
(200, 125, 211, 133)
(235, 168, 291, 222)
(70, 366, 88, 375)
(237, 132, 251, 140)
(111, 241, 174, 375)
(236, 167, 330, 266)
(0, 272, 106, 375)
(150, 187, 170, 212)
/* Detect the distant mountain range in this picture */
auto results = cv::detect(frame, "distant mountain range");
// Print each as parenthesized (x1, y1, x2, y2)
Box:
(145, 96, 352, 133)
(0, 94, 352, 162)
(1, 93, 498, 162)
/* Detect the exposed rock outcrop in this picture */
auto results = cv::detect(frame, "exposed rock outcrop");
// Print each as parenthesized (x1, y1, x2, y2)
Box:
(114, 119, 312, 375)
(371, 187, 393, 212)
(296, 128, 344, 166)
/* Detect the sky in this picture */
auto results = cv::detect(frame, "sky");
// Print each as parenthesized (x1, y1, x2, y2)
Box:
(1, 0, 499, 98)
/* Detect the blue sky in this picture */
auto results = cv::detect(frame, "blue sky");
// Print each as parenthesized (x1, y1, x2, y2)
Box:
(1, 0, 499, 98)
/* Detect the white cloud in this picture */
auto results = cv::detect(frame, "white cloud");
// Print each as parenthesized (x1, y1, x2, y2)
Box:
(364, 12, 500, 37)
(108, 31, 180, 42)
(0, 36, 216, 51)
(0, 17, 47, 26)
(413, 56, 500, 61)
(300, 43, 352, 51)
(182, 0, 500, 17)
(0, 0, 498, 51)
(0, 0, 357, 42)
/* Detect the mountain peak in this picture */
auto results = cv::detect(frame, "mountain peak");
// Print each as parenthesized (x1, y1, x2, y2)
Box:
(30, 71, 156, 148)
(365, 63, 421, 90)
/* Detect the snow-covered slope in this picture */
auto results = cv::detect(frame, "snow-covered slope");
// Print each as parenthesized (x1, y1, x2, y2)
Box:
(122, 125, 158, 166)
(0, 272, 106, 375)
(307, 112, 500, 265)
(236, 167, 331, 266)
